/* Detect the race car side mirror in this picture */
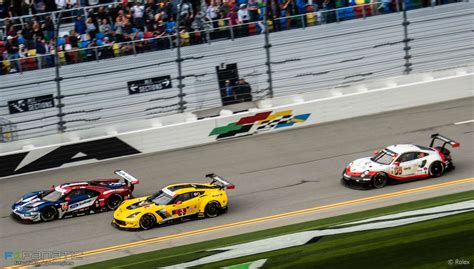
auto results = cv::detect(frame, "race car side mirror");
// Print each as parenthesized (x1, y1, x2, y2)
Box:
(393, 162, 400, 166)
(65, 197, 71, 201)
(175, 201, 182, 205)
(373, 150, 379, 155)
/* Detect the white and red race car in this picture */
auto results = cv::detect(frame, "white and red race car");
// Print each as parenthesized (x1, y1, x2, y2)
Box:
(342, 134, 459, 188)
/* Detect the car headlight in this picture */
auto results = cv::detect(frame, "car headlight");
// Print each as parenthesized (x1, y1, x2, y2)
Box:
(127, 212, 140, 218)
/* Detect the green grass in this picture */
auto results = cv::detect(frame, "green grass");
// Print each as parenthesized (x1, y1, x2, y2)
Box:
(77, 190, 474, 269)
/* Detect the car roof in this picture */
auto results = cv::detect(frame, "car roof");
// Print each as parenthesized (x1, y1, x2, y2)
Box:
(385, 144, 432, 154)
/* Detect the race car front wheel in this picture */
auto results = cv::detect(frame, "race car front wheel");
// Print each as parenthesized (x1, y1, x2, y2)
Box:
(106, 194, 123, 210)
(429, 161, 444, 177)
(40, 206, 57, 222)
(372, 173, 387, 189)
(204, 201, 221, 218)
(139, 214, 156, 230)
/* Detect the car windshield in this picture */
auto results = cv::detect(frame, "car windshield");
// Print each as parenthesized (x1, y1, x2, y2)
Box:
(149, 191, 173, 205)
(41, 190, 64, 202)
(370, 150, 396, 165)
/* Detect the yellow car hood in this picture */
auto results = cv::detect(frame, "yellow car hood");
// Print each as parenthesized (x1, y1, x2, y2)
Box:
(115, 196, 164, 218)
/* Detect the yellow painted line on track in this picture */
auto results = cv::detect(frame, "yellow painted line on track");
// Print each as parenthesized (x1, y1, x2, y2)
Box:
(7, 177, 474, 269)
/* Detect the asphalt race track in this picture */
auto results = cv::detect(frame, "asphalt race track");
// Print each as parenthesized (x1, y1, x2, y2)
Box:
(0, 98, 473, 267)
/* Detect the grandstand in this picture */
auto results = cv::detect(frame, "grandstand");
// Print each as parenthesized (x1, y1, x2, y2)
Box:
(0, 0, 472, 141)
(0, 0, 463, 75)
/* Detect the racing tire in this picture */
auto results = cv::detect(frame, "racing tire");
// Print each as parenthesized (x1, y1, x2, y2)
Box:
(106, 194, 123, 210)
(372, 173, 387, 189)
(40, 206, 57, 222)
(139, 214, 156, 230)
(204, 201, 221, 218)
(429, 161, 444, 178)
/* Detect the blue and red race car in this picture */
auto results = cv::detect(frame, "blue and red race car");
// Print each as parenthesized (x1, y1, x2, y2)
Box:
(11, 170, 139, 223)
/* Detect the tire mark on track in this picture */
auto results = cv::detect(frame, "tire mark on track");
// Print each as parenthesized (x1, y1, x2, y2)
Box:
(233, 180, 320, 197)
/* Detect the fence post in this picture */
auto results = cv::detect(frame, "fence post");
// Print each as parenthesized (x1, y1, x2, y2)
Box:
(362, 5, 366, 18)
(206, 28, 212, 45)
(401, 0, 412, 74)
(176, 0, 186, 113)
(229, 19, 235, 40)
(263, 0, 274, 98)
(301, 14, 306, 29)
(53, 10, 66, 133)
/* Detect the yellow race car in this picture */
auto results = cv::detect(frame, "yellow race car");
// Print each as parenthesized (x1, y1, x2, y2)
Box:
(112, 173, 235, 230)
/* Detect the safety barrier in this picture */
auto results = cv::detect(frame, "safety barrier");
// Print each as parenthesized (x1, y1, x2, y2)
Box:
(0, 65, 471, 178)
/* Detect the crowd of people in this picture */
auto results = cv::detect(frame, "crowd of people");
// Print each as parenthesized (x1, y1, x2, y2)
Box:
(0, 0, 441, 74)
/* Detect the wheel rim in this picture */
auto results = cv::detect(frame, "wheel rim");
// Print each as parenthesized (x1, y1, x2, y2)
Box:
(141, 215, 154, 229)
(431, 163, 443, 175)
(43, 208, 55, 220)
(108, 195, 122, 209)
(374, 175, 385, 188)
(207, 203, 219, 217)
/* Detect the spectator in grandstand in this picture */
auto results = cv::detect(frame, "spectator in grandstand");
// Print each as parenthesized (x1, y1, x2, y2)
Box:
(32, 20, 44, 39)
(382, 0, 393, 13)
(178, 0, 193, 24)
(42, 16, 55, 40)
(206, 1, 219, 28)
(99, 18, 112, 35)
(86, 17, 97, 39)
(165, 17, 176, 33)
(68, 30, 78, 47)
(5, 35, 20, 71)
(96, 6, 108, 22)
(221, 79, 236, 105)
(74, 15, 87, 39)
(35, 36, 47, 68)
(114, 15, 125, 42)
(44, 0, 57, 12)
(0, 0, 6, 18)
(237, 4, 250, 24)
(131, 1, 145, 31)
(55, 0, 67, 10)
(21, 23, 34, 48)
(225, 79, 234, 98)
(226, 7, 238, 26)
(235, 78, 252, 102)
(18, 43, 28, 57)
(247, 0, 259, 21)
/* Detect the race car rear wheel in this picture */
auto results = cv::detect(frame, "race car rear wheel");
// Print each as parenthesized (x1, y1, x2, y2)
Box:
(204, 201, 221, 218)
(372, 173, 387, 189)
(106, 194, 123, 210)
(139, 214, 156, 230)
(40, 206, 57, 222)
(429, 161, 444, 177)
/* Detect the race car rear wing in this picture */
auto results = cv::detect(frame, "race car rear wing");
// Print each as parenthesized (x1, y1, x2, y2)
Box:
(114, 170, 140, 185)
(429, 134, 460, 149)
(206, 173, 235, 189)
